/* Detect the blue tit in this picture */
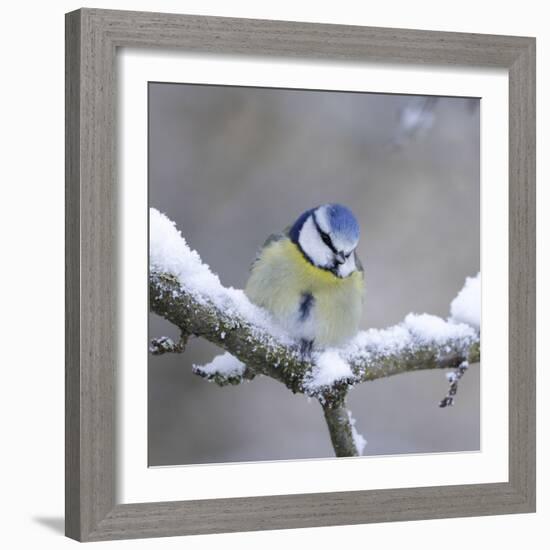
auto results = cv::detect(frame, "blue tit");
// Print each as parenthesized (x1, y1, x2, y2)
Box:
(245, 204, 364, 353)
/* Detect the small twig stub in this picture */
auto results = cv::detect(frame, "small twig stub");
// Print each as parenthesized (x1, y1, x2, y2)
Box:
(439, 360, 470, 407)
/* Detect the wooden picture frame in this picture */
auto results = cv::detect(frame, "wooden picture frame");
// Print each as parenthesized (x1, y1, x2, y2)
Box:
(65, 8, 536, 542)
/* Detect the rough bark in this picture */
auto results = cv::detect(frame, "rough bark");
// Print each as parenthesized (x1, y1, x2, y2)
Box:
(322, 400, 359, 457)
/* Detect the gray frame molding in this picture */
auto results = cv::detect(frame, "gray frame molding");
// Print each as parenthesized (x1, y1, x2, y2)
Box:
(65, 8, 536, 542)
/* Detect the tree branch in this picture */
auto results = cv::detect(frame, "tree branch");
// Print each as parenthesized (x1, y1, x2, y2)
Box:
(439, 360, 470, 407)
(150, 270, 479, 402)
(149, 332, 188, 355)
(148, 208, 480, 458)
(150, 271, 309, 394)
(322, 401, 360, 457)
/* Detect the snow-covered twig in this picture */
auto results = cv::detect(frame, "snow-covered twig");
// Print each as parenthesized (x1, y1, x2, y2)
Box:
(149, 333, 188, 355)
(192, 352, 256, 386)
(439, 360, 470, 408)
(149, 208, 480, 457)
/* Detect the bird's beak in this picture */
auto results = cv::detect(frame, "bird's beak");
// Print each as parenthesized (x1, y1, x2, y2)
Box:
(335, 252, 346, 265)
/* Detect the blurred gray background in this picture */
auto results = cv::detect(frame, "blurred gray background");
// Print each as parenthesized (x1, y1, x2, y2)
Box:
(148, 82, 480, 466)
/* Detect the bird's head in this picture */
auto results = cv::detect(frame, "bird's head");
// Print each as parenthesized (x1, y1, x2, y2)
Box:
(289, 204, 360, 277)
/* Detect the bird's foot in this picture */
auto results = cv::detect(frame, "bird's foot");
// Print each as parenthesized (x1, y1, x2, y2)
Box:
(299, 339, 314, 360)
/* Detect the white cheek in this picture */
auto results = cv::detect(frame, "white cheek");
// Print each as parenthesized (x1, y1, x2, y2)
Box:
(338, 254, 357, 278)
(298, 217, 333, 267)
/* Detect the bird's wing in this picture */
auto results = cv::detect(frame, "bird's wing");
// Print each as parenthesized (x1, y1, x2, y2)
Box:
(248, 228, 289, 272)
(354, 250, 366, 303)
(354, 250, 364, 274)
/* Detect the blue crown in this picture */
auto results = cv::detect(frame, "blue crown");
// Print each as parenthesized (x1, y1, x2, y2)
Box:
(289, 204, 359, 244)
(324, 204, 360, 242)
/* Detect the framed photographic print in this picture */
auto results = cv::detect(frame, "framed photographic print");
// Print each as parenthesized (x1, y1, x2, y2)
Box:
(65, 8, 536, 542)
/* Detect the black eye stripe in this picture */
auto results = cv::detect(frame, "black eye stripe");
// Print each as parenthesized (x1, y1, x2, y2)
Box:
(312, 213, 339, 255)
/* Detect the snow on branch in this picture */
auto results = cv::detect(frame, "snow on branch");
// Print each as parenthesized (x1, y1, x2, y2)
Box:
(149, 208, 480, 398)
(450, 273, 480, 330)
(193, 352, 255, 386)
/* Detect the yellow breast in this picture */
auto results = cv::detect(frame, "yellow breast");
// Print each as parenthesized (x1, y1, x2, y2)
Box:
(245, 238, 364, 347)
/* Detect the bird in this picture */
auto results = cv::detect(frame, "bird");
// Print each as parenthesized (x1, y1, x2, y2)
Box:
(245, 204, 364, 354)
